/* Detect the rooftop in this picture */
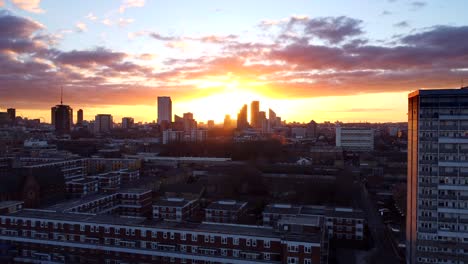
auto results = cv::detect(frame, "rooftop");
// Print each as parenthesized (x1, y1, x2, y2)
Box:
(408, 87, 468, 98)
(206, 200, 247, 211)
(153, 198, 197, 207)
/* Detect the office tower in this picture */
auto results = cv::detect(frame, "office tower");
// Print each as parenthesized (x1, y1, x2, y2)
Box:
(122, 117, 134, 129)
(183, 112, 196, 132)
(237, 104, 248, 130)
(406, 88, 468, 264)
(157, 96, 172, 125)
(224, 115, 232, 129)
(269, 108, 277, 127)
(7, 108, 15, 124)
(251, 101, 260, 128)
(258, 111, 268, 133)
(94, 114, 113, 134)
(77, 109, 83, 125)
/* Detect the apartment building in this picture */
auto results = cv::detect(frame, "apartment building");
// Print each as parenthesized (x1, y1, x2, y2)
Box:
(153, 198, 199, 222)
(0, 209, 328, 264)
(407, 88, 468, 264)
(205, 201, 248, 224)
(263, 204, 365, 241)
(65, 178, 99, 198)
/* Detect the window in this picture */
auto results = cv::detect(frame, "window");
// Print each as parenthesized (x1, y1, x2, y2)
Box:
(80, 225, 85, 232)
(252, 239, 257, 247)
(181, 233, 186, 241)
(181, 245, 186, 252)
(105, 227, 110, 233)
(304, 259, 312, 264)
(304, 246, 311, 253)
(126, 229, 130, 235)
(233, 250, 239, 257)
(192, 234, 197, 242)
(205, 235, 209, 242)
(115, 228, 120, 235)
(221, 237, 227, 244)
(233, 237, 239, 245)
(210, 236, 215, 243)
(170, 232, 174, 239)
(288, 245, 298, 252)
(152, 231, 157, 238)
(246, 239, 251, 246)
(90, 226, 95, 232)
(265, 253, 270, 260)
(288, 257, 298, 264)
(264, 240, 270, 248)
(221, 249, 227, 256)
(163, 232, 168, 239)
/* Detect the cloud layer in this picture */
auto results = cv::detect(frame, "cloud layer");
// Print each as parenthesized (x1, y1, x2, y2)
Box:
(1, 11, 468, 111)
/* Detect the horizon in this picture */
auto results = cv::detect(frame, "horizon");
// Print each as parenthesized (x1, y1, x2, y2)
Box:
(1, 0, 468, 123)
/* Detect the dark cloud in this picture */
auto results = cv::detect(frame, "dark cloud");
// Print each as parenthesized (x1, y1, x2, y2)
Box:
(54, 48, 127, 67)
(0, 10, 43, 38)
(304, 16, 363, 44)
(394, 21, 410, 28)
(411, 1, 427, 10)
(149, 32, 179, 41)
(381, 10, 392, 16)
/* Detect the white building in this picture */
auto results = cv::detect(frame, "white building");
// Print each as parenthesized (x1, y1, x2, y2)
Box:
(157, 96, 172, 124)
(335, 126, 374, 151)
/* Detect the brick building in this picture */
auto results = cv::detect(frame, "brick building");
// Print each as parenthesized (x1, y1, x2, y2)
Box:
(153, 198, 199, 222)
(205, 200, 247, 224)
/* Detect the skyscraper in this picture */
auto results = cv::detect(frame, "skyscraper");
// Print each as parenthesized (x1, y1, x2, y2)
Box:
(94, 114, 113, 134)
(224, 114, 232, 129)
(251, 101, 260, 128)
(77, 109, 83, 125)
(237, 104, 248, 130)
(406, 88, 468, 264)
(183, 112, 196, 132)
(259, 111, 268, 133)
(157, 96, 172, 125)
(52, 105, 73, 134)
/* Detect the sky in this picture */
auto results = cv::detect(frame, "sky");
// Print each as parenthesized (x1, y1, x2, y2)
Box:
(1, 0, 468, 124)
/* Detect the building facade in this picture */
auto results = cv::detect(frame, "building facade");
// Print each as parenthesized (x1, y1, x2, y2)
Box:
(52, 104, 73, 134)
(94, 114, 113, 134)
(335, 126, 374, 151)
(407, 88, 468, 264)
(251, 101, 260, 128)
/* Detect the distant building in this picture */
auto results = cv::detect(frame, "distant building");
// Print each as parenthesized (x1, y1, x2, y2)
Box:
(207, 120, 215, 129)
(259, 111, 268, 133)
(291, 127, 307, 139)
(269, 108, 277, 127)
(306, 120, 317, 138)
(237, 104, 249, 130)
(52, 104, 73, 134)
(76, 109, 83, 125)
(7, 108, 15, 124)
(223, 114, 232, 129)
(335, 126, 374, 151)
(122, 117, 134, 129)
(157, 96, 172, 125)
(94, 114, 113, 134)
(251, 101, 260, 128)
(183, 112, 196, 132)
(162, 129, 183, 144)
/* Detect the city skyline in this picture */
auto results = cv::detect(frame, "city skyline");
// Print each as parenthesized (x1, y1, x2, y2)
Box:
(1, 1, 468, 123)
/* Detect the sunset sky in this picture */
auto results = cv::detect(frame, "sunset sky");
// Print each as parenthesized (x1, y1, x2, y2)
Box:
(1, 0, 468, 123)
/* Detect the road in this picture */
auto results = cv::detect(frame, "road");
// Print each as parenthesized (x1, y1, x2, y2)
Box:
(360, 183, 402, 264)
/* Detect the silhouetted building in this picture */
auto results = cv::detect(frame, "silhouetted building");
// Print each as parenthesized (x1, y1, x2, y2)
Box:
(306, 120, 318, 138)
(122, 117, 134, 129)
(183, 112, 196, 132)
(52, 104, 73, 134)
(259, 111, 268, 133)
(207, 120, 215, 129)
(237, 104, 248, 130)
(223, 114, 232, 129)
(157, 96, 172, 125)
(251, 100, 260, 128)
(77, 109, 83, 125)
(406, 88, 468, 264)
(7, 108, 15, 124)
(94, 114, 113, 134)
(269, 108, 277, 128)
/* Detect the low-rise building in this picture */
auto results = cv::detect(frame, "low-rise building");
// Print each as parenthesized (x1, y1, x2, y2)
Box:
(153, 198, 199, 221)
(205, 200, 247, 224)
(335, 126, 374, 151)
(65, 178, 99, 198)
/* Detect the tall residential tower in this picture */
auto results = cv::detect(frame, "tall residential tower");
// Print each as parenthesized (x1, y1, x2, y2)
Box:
(157, 96, 172, 125)
(407, 88, 468, 264)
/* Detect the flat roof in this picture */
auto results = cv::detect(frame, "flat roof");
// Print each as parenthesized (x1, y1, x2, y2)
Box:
(408, 88, 468, 98)
(0, 201, 23, 209)
(206, 201, 247, 211)
(3, 210, 289, 239)
(153, 198, 196, 208)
